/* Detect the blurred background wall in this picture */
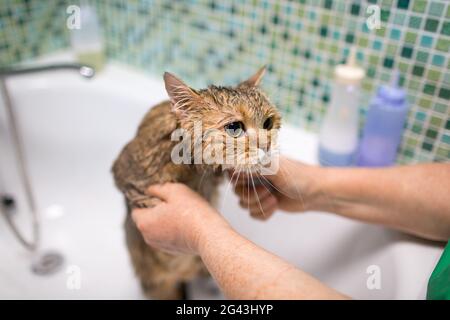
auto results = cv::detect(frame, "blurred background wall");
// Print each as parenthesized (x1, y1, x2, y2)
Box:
(0, 0, 449, 163)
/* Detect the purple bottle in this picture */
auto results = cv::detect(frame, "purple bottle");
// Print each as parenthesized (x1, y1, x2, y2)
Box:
(357, 72, 409, 167)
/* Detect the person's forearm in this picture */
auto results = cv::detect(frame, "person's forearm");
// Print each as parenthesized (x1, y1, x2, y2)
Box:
(196, 223, 347, 299)
(311, 163, 450, 241)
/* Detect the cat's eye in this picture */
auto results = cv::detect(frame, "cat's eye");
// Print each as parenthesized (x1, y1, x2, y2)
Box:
(224, 121, 245, 138)
(263, 117, 273, 130)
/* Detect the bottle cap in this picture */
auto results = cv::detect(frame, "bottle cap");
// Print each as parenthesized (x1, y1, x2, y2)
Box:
(378, 70, 406, 106)
(335, 47, 365, 85)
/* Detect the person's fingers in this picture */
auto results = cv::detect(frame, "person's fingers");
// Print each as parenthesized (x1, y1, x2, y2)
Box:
(235, 185, 270, 201)
(232, 173, 251, 186)
(250, 204, 276, 220)
(146, 182, 192, 201)
(131, 208, 154, 232)
(131, 207, 150, 220)
(146, 183, 173, 201)
(250, 197, 277, 220)
(238, 192, 277, 215)
(247, 194, 277, 211)
(234, 184, 247, 197)
(238, 188, 273, 207)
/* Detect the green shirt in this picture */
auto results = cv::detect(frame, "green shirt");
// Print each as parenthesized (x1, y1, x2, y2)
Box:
(427, 240, 450, 300)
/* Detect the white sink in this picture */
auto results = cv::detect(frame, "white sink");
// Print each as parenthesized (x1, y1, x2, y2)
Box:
(0, 57, 444, 299)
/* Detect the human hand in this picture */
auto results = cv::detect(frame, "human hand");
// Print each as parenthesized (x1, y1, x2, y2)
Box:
(132, 183, 229, 254)
(232, 156, 324, 220)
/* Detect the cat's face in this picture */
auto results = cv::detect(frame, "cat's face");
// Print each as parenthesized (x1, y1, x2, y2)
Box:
(164, 67, 281, 174)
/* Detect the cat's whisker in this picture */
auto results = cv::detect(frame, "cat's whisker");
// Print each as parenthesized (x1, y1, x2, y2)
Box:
(197, 169, 208, 188)
(255, 173, 293, 199)
(225, 167, 238, 193)
(253, 173, 276, 196)
(248, 167, 267, 218)
(221, 166, 242, 209)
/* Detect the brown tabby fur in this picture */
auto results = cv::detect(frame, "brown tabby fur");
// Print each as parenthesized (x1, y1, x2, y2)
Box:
(112, 67, 281, 299)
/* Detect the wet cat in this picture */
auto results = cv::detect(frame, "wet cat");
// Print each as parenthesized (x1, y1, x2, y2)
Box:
(111, 67, 281, 299)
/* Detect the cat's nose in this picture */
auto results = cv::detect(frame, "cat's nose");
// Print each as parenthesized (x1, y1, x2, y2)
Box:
(258, 148, 267, 164)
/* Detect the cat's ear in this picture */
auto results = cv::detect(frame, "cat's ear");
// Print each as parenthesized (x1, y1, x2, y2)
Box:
(164, 72, 200, 116)
(239, 66, 266, 87)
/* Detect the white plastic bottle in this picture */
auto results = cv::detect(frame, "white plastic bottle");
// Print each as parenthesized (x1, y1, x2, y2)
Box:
(70, 2, 104, 70)
(318, 48, 365, 166)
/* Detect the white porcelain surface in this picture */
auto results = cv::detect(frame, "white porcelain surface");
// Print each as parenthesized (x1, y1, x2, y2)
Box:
(0, 58, 444, 299)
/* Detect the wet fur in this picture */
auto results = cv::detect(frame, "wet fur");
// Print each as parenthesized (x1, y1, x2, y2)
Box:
(112, 69, 281, 299)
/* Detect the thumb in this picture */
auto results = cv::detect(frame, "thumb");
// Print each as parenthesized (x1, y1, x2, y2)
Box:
(146, 183, 174, 201)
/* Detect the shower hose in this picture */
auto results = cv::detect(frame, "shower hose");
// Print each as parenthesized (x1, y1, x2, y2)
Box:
(0, 77, 39, 252)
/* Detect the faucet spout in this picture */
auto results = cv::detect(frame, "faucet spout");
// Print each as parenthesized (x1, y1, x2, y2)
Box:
(0, 63, 95, 79)
(0, 61, 94, 252)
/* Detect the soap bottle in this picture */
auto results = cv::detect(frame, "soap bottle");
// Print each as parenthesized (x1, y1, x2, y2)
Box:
(318, 47, 365, 166)
(357, 71, 409, 167)
(70, 2, 105, 70)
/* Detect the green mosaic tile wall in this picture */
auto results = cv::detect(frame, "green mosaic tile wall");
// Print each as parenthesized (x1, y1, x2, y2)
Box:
(0, 0, 68, 65)
(0, 0, 449, 163)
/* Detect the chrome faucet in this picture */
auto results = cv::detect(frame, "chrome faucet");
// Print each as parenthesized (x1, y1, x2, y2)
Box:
(0, 62, 95, 261)
(0, 62, 95, 79)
